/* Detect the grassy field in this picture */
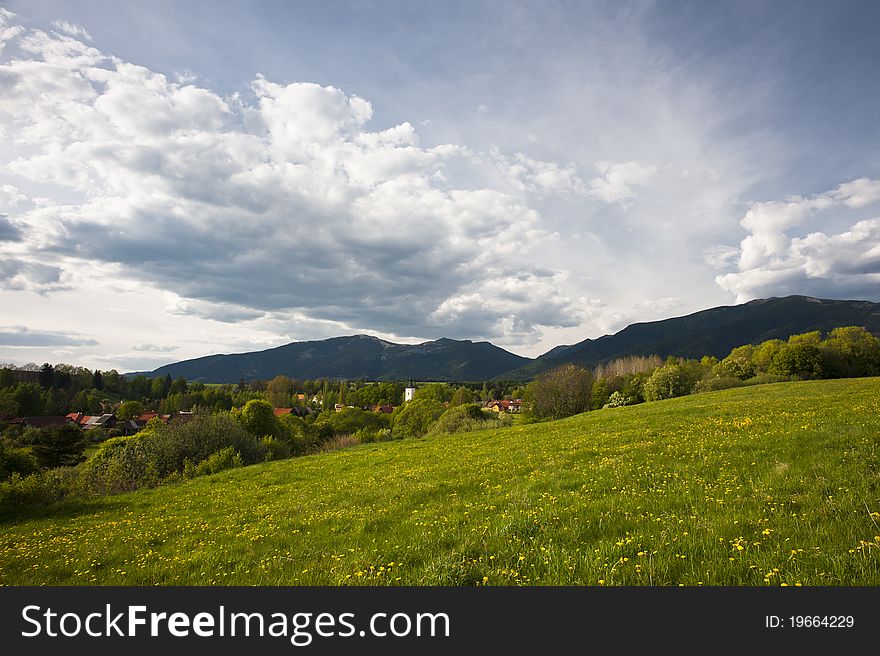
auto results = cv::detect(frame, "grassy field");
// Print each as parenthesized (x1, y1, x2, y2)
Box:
(2, 378, 879, 586)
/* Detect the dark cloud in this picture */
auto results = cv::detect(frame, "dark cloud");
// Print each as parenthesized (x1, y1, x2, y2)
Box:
(0, 327, 98, 347)
(0, 214, 21, 241)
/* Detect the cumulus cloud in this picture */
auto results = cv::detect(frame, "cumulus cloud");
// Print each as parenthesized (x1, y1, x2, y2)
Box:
(0, 326, 97, 347)
(588, 161, 657, 205)
(715, 178, 880, 302)
(0, 17, 587, 347)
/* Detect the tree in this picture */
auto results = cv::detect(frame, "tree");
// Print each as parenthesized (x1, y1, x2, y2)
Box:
(715, 345, 755, 380)
(820, 326, 880, 377)
(590, 378, 611, 409)
(415, 383, 452, 403)
(92, 370, 104, 391)
(31, 425, 87, 469)
(751, 339, 785, 374)
(769, 343, 822, 379)
(38, 363, 55, 389)
(266, 375, 294, 407)
(0, 388, 18, 416)
(643, 364, 692, 402)
(170, 377, 188, 395)
(116, 400, 145, 420)
(14, 384, 44, 416)
(236, 399, 280, 438)
(392, 398, 444, 438)
(527, 364, 593, 420)
(449, 386, 475, 407)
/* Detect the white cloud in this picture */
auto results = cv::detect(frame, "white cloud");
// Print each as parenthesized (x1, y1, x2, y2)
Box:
(51, 20, 93, 41)
(0, 17, 587, 350)
(588, 161, 657, 205)
(131, 343, 179, 352)
(716, 178, 880, 302)
(0, 9, 25, 55)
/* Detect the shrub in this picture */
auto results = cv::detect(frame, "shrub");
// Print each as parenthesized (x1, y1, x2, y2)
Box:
(261, 436, 292, 461)
(602, 391, 634, 408)
(0, 441, 39, 481)
(643, 364, 693, 402)
(0, 468, 79, 518)
(78, 435, 158, 495)
(235, 399, 281, 439)
(392, 398, 445, 438)
(316, 434, 361, 453)
(527, 364, 593, 420)
(693, 376, 747, 394)
(80, 412, 264, 495)
(768, 343, 823, 379)
(427, 404, 511, 436)
(183, 447, 243, 478)
(143, 412, 265, 476)
(357, 428, 393, 443)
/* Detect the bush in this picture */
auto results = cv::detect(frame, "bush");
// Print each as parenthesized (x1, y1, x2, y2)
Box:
(261, 436, 292, 461)
(78, 435, 159, 495)
(317, 434, 361, 453)
(768, 343, 823, 379)
(427, 404, 511, 436)
(392, 399, 445, 438)
(643, 364, 693, 402)
(143, 412, 265, 476)
(80, 412, 264, 496)
(183, 447, 243, 478)
(0, 441, 39, 481)
(357, 428, 393, 443)
(0, 468, 78, 518)
(323, 407, 389, 437)
(693, 376, 746, 394)
(235, 399, 281, 439)
(527, 364, 593, 420)
(602, 391, 634, 408)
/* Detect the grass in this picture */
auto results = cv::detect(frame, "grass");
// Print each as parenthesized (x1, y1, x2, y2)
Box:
(1, 378, 879, 586)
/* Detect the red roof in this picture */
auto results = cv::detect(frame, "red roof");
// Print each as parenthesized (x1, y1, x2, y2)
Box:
(273, 407, 293, 416)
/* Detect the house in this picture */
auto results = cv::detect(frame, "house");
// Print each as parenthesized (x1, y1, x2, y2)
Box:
(290, 407, 315, 418)
(273, 407, 293, 417)
(66, 412, 94, 427)
(83, 414, 118, 430)
(371, 404, 395, 414)
(22, 416, 75, 429)
(485, 399, 524, 413)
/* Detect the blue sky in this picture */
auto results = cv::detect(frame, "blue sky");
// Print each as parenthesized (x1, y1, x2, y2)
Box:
(1, 0, 879, 371)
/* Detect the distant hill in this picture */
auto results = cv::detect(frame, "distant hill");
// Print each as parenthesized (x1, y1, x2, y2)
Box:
(508, 296, 880, 378)
(134, 335, 533, 383)
(131, 296, 880, 382)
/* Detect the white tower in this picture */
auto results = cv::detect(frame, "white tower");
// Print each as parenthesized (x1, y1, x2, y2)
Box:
(404, 380, 415, 402)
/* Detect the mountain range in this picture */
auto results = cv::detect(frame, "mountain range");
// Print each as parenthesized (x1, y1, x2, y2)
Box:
(131, 296, 880, 383)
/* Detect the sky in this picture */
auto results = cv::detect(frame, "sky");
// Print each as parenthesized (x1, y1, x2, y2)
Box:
(1, 0, 880, 372)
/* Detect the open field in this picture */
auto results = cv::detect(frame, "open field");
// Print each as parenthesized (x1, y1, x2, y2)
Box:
(2, 378, 879, 586)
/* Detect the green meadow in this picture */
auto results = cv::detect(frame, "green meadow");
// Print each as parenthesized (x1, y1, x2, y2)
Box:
(2, 378, 879, 586)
